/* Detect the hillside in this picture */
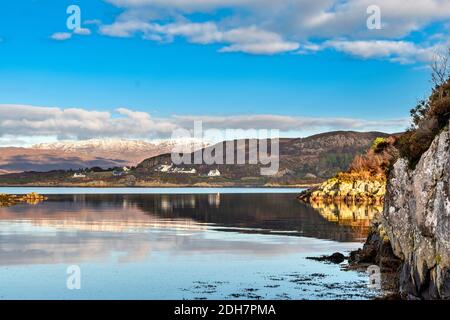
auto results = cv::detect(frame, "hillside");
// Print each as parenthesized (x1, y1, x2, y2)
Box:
(0, 131, 387, 186)
(0, 147, 129, 173)
(298, 135, 399, 204)
(0, 138, 207, 174)
(135, 131, 388, 185)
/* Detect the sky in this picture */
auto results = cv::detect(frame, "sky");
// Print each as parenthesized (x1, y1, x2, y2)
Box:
(0, 0, 449, 146)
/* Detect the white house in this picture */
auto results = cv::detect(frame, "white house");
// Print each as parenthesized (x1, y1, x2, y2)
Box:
(113, 170, 124, 177)
(155, 164, 173, 173)
(73, 173, 86, 178)
(174, 168, 197, 174)
(207, 169, 221, 177)
(155, 165, 196, 174)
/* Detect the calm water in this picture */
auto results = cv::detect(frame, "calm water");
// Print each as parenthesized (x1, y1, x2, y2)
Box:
(0, 187, 304, 195)
(0, 188, 380, 300)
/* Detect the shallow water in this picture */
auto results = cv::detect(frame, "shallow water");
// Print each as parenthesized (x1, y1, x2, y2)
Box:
(0, 190, 380, 300)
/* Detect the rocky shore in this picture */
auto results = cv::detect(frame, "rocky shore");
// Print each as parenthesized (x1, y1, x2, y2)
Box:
(299, 127, 449, 299)
(0, 193, 47, 207)
(347, 216, 402, 296)
(298, 172, 386, 204)
(334, 128, 449, 299)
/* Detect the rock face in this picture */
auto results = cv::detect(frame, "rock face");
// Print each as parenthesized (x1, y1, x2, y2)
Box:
(382, 128, 450, 299)
(349, 216, 402, 271)
(298, 173, 386, 204)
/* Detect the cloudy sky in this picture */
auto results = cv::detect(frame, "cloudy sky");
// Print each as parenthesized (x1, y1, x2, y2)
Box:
(0, 0, 449, 145)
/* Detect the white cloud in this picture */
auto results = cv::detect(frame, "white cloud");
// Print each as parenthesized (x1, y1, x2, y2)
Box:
(84, 19, 102, 26)
(98, 0, 450, 61)
(74, 27, 92, 36)
(104, 0, 450, 36)
(51, 24, 92, 41)
(0, 104, 407, 145)
(217, 26, 299, 54)
(172, 114, 408, 132)
(50, 32, 72, 41)
(100, 21, 299, 54)
(0, 105, 176, 140)
(309, 40, 443, 64)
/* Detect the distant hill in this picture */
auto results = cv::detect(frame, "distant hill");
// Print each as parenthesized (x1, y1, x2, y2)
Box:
(0, 138, 207, 174)
(0, 147, 128, 174)
(135, 131, 389, 185)
(0, 131, 388, 186)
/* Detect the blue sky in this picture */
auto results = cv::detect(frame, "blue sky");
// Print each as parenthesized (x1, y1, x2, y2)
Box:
(0, 0, 449, 145)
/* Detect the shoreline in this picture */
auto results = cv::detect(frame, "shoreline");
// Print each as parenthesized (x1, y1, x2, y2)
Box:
(0, 192, 47, 207)
(0, 183, 318, 189)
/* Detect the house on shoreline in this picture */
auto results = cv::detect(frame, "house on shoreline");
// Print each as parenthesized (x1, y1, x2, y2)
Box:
(72, 173, 86, 178)
(208, 169, 221, 177)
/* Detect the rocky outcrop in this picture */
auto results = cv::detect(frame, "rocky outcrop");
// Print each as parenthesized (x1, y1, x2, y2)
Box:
(382, 128, 450, 299)
(349, 216, 401, 272)
(0, 193, 47, 207)
(347, 217, 402, 297)
(298, 173, 386, 204)
(307, 252, 346, 264)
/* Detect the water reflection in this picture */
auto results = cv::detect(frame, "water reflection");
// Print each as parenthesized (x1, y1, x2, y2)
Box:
(0, 193, 378, 300)
(1, 194, 371, 242)
(307, 201, 381, 239)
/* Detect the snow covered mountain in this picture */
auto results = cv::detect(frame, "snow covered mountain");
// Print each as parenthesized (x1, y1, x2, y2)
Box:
(0, 138, 210, 174)
(32, 138, 208, 154)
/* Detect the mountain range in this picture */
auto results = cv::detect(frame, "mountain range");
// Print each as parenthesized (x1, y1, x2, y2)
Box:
(0, 138, 207, 174)
(0, 131, 389, 186)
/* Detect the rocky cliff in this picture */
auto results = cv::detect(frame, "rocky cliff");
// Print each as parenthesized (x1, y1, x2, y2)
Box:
(382, 127, 450, 299)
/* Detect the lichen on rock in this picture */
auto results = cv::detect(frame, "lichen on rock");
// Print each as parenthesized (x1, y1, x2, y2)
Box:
(298, 172, 386, 204)
(382, 128, 450, 299)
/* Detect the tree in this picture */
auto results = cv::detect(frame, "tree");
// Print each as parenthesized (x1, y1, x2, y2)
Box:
(430, 47, 450, 97)
(411, 47, 450, 128)
(398, 47, 450, 168)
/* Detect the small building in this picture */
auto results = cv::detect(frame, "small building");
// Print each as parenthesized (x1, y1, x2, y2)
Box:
(207, 169, 221, 177)
(173, 167, 197, 174)
(156, 164, 173, 173)
(113, 170, 124, 177)
(123, 166, 131, 172)
(180, 168, 197, 174)
(73, 173, 86, 178)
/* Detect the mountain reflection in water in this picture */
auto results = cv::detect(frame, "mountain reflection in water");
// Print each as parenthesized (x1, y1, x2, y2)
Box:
(0, 193, 373, 242)
(0, 192, 380, 300)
